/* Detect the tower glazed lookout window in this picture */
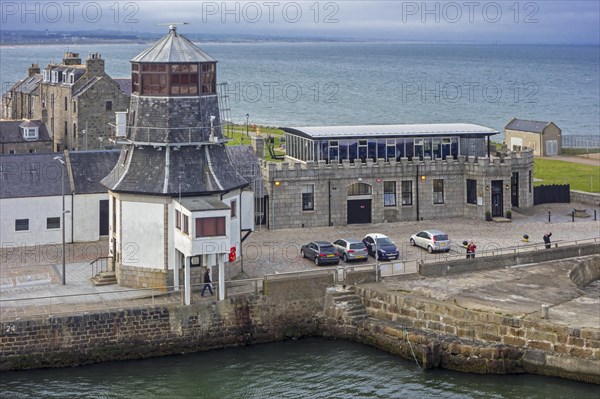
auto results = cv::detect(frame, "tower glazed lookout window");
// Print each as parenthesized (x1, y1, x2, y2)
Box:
(132, 62, 215, 96)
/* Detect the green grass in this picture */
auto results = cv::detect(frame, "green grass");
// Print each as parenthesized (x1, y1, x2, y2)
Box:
(534, 158, 599, 193)
(560, 148, 600, 156)
(224, 125, 286, 162)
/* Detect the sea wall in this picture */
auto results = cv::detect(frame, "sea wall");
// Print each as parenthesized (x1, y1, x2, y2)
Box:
(570, 190, 600, 207)
(1, 260, 598, 384)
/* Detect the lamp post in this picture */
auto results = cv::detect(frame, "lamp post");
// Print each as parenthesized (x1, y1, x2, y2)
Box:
(246, 113, 249, 137)
(54, 156, 69, 285)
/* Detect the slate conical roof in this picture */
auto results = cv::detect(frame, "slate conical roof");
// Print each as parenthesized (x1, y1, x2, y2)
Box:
(131, 27, 216, 63)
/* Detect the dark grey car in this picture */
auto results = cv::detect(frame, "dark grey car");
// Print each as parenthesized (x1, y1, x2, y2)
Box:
(333, 238, 369, 262)
(301, 241, 340, 266)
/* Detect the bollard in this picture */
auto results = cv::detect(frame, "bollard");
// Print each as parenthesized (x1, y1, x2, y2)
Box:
(548, 211, 551, 223)
(541, 304, 549, 319)
(571, 210, 575, 222)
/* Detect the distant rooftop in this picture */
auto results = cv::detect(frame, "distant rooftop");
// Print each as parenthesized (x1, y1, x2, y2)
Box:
(283, 123, 499, 139)
(505, 118, 556, 134)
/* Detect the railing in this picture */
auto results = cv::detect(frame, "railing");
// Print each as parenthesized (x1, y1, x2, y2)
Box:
(90, 256, 113, 278)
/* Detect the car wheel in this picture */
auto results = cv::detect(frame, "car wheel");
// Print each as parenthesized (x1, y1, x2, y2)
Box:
(301, 250, 306, 258)
(334, 261, 339, 265)
(362, 258, 368, 262)
(314, 257, 320, 266)
(410, 238, 416, 246)
(427, 246, 433, 253)
(342, 254, 348, 262)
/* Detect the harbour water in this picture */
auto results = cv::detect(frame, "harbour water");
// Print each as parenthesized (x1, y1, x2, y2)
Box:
(1, 42, 598, 138)
(1, 338, 597, 398)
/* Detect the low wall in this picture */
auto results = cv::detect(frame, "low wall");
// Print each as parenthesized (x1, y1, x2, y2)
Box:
(419, 243, 599, 277)
(571, 190, 600, 207)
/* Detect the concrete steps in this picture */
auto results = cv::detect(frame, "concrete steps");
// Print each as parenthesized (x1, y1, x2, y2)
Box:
(330, 289, 368, 321)
(91, 271, 117, 286)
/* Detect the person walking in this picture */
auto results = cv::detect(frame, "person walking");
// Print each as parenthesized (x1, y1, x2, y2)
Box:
(543, 232, 552, 249)
(468, 241, 477, 259)
(201, 268, 213, 297)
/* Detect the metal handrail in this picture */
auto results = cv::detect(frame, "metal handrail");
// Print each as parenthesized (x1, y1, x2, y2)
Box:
(90, 256, 113, 278)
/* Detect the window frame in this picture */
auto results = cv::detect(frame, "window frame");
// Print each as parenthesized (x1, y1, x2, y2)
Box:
(302, 184, 315, 211)
(15, 219, 29, 231)
(433, 179, 444, 204)
(195, 216, 226, 238)
(383, 181, 397, 207)
(466, 179, 477, 205)
(46, 217, 61, 229)
(401, 181, 412, 206)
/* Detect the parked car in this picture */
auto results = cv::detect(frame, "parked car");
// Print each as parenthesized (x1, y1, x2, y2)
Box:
(301, 241, 340, 266)
(333, 238, 369, 262)
(362, 234, 400, 261)
(410, 229, 451, 253)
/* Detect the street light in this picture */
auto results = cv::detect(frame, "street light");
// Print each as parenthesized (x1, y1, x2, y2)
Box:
(53, 155, 70, 285)
(246, 113, 249, 137)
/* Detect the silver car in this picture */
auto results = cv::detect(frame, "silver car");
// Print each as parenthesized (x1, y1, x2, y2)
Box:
(333, 238, 369, 262)
(410, 230, 451, 253)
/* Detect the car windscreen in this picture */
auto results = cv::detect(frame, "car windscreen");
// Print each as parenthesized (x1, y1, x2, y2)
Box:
(350, 243, 365, 250)
(376, 238, 394, 246)
(320, 245, 336, 253)
(434, 234, 449, 241)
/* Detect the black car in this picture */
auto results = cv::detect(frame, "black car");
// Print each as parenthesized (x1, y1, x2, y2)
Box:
(301, 241, 340, 266)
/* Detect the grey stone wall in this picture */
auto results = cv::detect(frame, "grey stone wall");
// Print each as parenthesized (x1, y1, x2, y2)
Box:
(570, 190, 600, 207)
(263, 151, 534, 229)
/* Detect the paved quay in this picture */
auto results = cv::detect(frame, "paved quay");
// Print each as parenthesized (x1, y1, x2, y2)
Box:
(1, 202, 599, 322)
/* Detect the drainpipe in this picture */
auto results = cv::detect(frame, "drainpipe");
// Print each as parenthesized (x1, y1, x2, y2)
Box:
(415, 164, 420, 221)
(328, 180, 332, 226)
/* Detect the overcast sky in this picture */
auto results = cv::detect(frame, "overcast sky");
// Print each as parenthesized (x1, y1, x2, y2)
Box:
(1, 1, 598, 44)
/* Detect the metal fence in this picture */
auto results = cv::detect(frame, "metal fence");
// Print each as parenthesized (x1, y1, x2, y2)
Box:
(562, 135, 600, 149)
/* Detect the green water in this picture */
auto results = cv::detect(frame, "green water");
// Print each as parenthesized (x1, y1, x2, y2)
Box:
(0, 338, 596, 398)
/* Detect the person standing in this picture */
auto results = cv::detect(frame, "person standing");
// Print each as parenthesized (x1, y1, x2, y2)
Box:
(543, 232, 552, 249)
(468, 241, 477, 259)
(201, 268, 213, 297)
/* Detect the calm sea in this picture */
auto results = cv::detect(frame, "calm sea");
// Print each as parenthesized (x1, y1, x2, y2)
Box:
(1, 41, 599, 138)
(1, 338, 597, 399)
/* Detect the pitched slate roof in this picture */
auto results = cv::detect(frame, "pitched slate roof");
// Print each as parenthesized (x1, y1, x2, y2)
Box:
(72, 76, 102, 97)
(0, 120, 51, 144)
(11, 74, 42, 95)
(101, 145, 248, 196)
(0, 150, 120, 199)
(68, 150, 120, 194)
(226, 145, 266, 198)
(283, 123, 499, 140)
(131, 27, 216, 63)
(114, 78, 132, 96)
(505, 118, 551, 133)
(0, 153, 68, 198)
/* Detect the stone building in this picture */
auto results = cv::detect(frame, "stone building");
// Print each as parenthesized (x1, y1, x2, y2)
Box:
(0, 120, 52, 154)
(2, 52, 130, 151)
(262, 124, 534, 229)
(505, 118, 562, 156)
(102, 26, 254, 302)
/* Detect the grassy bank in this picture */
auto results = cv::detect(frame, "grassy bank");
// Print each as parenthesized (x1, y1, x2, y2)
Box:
(534, 158, 599, 193)
(224, 125, 286, 161)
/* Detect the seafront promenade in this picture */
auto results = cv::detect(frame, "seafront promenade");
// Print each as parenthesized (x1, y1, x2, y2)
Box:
(1, 201, 598, 320)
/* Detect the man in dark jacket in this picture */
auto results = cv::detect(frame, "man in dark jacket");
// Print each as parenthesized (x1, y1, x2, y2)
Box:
(543, 232, 552, 249)
(201, 268, 213, 296)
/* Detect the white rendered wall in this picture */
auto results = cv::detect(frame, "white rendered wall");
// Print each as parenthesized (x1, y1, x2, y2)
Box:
(240, 190, 255, 233)
(73, 193, 108, 242)
(121, 201, 164, 269)
(0, 195, 72, 247)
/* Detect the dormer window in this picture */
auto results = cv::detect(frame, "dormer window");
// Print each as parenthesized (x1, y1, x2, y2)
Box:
(43, 70, 50, 82)
(51, 71, 59, 83)
(62, 71, 68, 82)
(22, 127, 39, 140)
(69, 73, 75, 84)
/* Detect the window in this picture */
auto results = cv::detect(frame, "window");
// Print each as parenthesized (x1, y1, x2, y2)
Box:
(15, 219, 29, 231)
(22, 127, 38, 140)
(105, 100, 113, 111)
(466, 179, 477, 204)
(201, 63, 216, 94)
(73, 100, 77, 113)
(347, 183, 371, 196)
(64, 97, 68, 111)
(196, 217, 226, 237)
(401, 181, 412, 205)
(29, 149, 36, 153)
(8, 150, 15, 154)
(170, 63, 199, 95)
(175, 210, 181, 229)
(302, 184, 314, 211)
(433, 179, 444, 204)
(47, 217, 60, 229)
(231, 200, 237, 218)
(183, 214, 189, 235)
(384, 181, 396, 207)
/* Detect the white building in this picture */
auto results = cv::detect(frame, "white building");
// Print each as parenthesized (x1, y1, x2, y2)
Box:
(101, 26, 255, 303)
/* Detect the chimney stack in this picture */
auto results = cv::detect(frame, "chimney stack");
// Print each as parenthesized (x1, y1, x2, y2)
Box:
(28, 63, 40, 77)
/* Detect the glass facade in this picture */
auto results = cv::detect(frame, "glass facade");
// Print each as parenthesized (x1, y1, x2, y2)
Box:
(285, 133, 478, 163)
(132, 62, 216, 96)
